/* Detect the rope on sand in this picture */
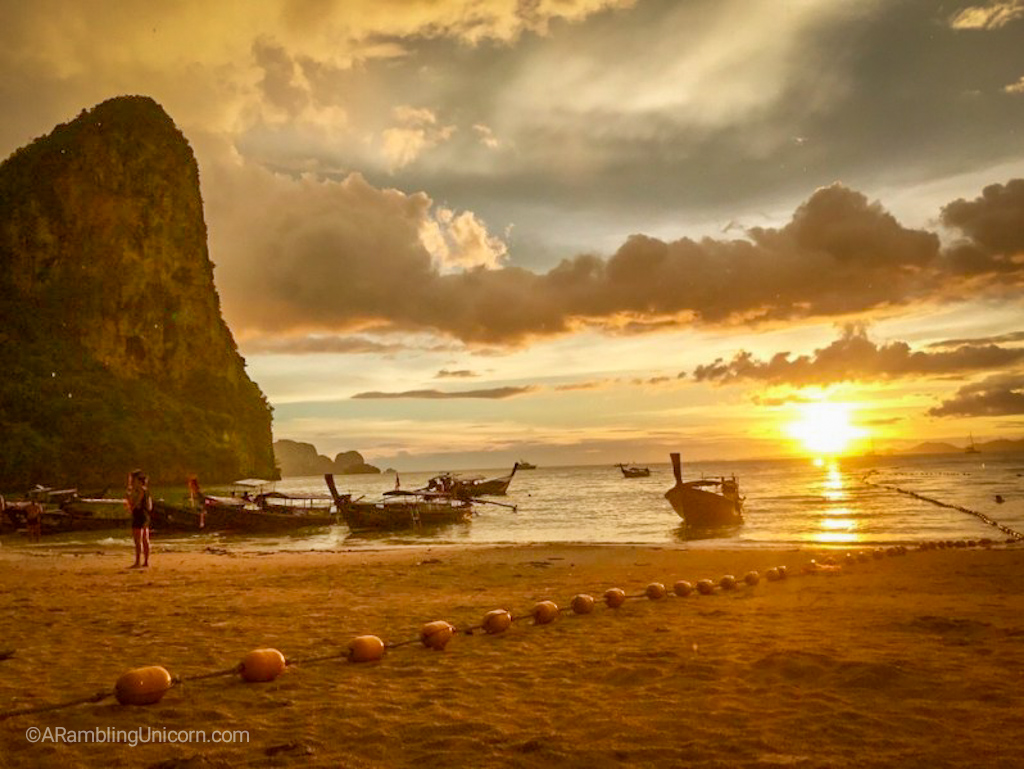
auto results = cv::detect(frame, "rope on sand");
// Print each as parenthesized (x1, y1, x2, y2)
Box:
(0, 538, 1004, 720)
(862, 471, 1024, 541)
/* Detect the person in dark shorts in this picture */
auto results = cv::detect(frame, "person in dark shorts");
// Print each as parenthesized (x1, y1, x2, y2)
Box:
(126, 469, 151, 568)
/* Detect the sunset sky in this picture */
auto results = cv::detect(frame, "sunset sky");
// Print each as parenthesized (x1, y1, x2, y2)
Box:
(2, 1, 1023, 470)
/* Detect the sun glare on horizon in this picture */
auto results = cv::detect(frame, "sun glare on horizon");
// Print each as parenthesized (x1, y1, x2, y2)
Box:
(786, 401, 866, 457)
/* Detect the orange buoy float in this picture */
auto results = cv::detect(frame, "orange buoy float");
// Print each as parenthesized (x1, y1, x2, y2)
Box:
(420, 620, 456, 650)
(743, 571, 760, 586)
(764, 567, 780, 582)
(348, 635, 385, 663)
(114, 665, 174, 706)
(719, 575, 737, 591)
(696, 579, 715, 595)
(532, 601, 560, 625)
(483, 609, 512, 634)
(645, 582, 667, 600)
(571, 594, 596, 614)
(776, 565, 788, 579)
(239, 648, 287, 683)
(604, 588, 626, 608)
(673, 580, 693, 597)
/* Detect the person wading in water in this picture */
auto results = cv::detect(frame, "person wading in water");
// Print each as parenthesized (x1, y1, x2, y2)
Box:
(126, 470, 152, 568)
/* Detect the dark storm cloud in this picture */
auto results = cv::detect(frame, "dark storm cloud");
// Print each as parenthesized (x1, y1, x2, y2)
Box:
(692, 324, 1024, 386)
(435, 369, 479, 378)
(352, 386, 536, 399)
(940, 179, 1024, 259)
(928, 331, 1024, 348)
(240, 335, 427, 354)
(928, 373, 1024, 416)
(218, 177, 1024, 346)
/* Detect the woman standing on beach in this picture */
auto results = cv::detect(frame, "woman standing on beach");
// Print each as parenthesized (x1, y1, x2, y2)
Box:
(126, 470, 151, 568)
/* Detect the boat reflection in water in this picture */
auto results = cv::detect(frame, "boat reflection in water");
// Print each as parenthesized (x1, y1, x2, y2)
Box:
(673, 523, 743, 542)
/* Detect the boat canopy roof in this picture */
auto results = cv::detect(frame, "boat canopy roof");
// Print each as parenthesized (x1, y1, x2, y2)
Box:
(232, 478, 276, 488)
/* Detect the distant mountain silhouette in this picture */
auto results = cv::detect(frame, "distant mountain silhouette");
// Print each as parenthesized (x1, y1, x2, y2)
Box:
(900, 438, 1024, 455)
(274, 440, 380, 477)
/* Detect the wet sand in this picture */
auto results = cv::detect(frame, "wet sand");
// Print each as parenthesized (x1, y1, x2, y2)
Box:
(1, 542, 1023, 767)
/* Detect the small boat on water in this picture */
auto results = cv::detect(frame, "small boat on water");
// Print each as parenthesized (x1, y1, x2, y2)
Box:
(965, 434, 980, 454)
(424, 463, 519, 498)
(617, 463, 651, 478)
(325, 474, 474, 531)
(517, 461, 537, 470)
(664, 453, 743, 528)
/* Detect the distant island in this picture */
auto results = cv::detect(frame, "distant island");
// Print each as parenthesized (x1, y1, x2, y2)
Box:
(900, 438, 1024, 455)
(273, 440, 380, 477)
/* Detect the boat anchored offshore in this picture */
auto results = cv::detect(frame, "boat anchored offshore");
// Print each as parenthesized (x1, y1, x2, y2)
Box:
(616, 463, 651, 478)
(424, 463, 519, 498)
(664, 453, 743, 528)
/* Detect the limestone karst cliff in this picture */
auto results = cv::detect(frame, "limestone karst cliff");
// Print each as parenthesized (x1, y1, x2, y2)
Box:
(273, 440, 380, 478)
(0, 96, 276, 488)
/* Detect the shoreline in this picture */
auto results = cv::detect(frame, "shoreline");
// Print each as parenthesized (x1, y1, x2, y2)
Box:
(2, 543, 1023, 767)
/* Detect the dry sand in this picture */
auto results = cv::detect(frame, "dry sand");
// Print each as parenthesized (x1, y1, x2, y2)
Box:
(1, 542, 1023, 768)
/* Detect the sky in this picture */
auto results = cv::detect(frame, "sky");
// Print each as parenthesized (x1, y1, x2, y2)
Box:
(2, 0, 1023, 470)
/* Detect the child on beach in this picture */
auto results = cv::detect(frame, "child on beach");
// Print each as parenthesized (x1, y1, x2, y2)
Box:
(126, 470, 151, 568)
(25, 501, 42, 543)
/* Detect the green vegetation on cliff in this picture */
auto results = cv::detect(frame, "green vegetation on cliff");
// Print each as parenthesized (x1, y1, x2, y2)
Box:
(0, 96, 276, 489)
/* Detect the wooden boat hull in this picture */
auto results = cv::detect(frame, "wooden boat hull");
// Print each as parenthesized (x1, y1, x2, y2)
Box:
(664, 453, 743, 528)
(664, 483, 743, 528)
(325, 473, 473, 531)
(150, 500, 207, 532)
(441, 463, 519, 498)
(618, 465, 650, 478)
(201, 500, 339, 533)
(338, 500, 473, 531)
(4, 500, 130, 534)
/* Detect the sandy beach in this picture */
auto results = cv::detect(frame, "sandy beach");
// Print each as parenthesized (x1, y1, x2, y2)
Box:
(1, 542, 1023, 768)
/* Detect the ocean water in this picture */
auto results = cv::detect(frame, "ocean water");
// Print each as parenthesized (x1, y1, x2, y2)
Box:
(4, 454, 1022, 554)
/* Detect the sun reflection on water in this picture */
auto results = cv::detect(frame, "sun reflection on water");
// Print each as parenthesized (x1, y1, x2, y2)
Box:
(811, 464, 862, 544)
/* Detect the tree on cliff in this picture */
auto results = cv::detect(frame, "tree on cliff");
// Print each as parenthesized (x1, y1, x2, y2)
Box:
(0, 96, 277, 488)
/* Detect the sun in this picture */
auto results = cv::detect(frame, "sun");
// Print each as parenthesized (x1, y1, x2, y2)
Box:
(786, 401, 865, 456)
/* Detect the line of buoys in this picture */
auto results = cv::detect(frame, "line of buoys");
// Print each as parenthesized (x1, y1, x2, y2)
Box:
(862, 475, 1024, 542)
(4, 533, 1010, 720)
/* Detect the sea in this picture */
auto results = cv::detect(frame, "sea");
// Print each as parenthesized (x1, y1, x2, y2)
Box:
(3, 453, 1022, 555)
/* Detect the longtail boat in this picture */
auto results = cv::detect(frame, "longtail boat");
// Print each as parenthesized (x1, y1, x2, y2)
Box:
(664, 453, 744, 528)
(325, 474, 474, 531)
(199, 494, 338, 533)
(617, 463, 651, 478)
(424, 463, 519, 498)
